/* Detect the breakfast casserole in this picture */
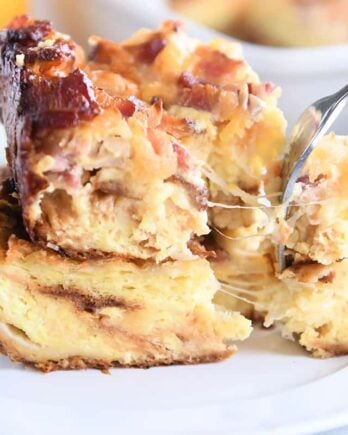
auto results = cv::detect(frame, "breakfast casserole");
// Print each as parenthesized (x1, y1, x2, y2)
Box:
(0, 16, 347, 371)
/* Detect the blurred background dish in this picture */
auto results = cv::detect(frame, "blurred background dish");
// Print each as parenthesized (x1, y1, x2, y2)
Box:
(170, 0, 348, 47)
(168, 0, 246, 39)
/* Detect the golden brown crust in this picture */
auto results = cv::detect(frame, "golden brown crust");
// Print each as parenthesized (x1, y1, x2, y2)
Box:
(310, 343, 348, 358)
(281, 261, 336, 284)
(0, 336, 235, 372)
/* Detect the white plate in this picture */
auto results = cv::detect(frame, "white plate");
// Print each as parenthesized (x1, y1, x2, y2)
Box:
(1, 327, 348, 435)
(2, 2, 348, 434)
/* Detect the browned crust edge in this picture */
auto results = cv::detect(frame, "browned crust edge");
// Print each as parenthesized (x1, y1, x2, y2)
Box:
(0, 339, 235, 372)
(306, 341, 348, 358)
(18, 230, 211, 263)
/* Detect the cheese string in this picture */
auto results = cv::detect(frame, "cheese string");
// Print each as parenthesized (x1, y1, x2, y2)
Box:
(208, 199, 343, 210)
(212, 225, 272, 241)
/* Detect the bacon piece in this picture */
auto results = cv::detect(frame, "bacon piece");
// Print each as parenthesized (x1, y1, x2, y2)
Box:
(172, 143, 191, 172)
(127, 34, 167, 64)
(6, 16, 51, 44)
(178, 71, 204, 88)
(282, 262, 336, 284)
(95, 89, 148, 118)
(21, 69, 100, 130)
(46, 165, 82, 191)
(248, 82, 277, 98)
(178, 77, 239, 120)
(194, 47, 244, 85)
(0, 16, 77, 77)
(115, 98, 137, 117)
(160, 113, 199, 138)
(296, 174, 326, 189)
(180, 83, 215, 112)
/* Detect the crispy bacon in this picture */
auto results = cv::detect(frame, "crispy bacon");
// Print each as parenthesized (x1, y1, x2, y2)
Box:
(46, 164, 82, 191)
(116, 98, 137, 117)
(95, 89, 148, 118)
(194, 47, 243, 85)
(21, 69, 100, 130)
(248, 82, 276, 98)
(127, 34, 167, 64)
(296, 174, 326, 188)
(172, 142, 191, 172)
(283, 261, 336, 284)
(179, 83, 216, 111)
(178, 81, 239, 120)
(178, 71, 204, 88)
(1, 16, 77, 76)
(161, 113, 198, 138)
(178, 72, 215, 111)
(148, 98, 163, 127)
(6, 16, 52, 44)
(178, 71, 240, 119)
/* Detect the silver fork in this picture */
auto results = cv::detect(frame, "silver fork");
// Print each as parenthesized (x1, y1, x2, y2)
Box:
(278, 84, 348, 273)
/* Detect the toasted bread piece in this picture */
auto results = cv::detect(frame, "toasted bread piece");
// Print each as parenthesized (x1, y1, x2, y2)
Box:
(0, 17, 209, 262)
(0, 188, 251, 371)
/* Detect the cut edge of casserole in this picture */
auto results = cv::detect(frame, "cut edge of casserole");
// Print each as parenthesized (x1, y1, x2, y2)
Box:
(0, 182, 251, 371)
